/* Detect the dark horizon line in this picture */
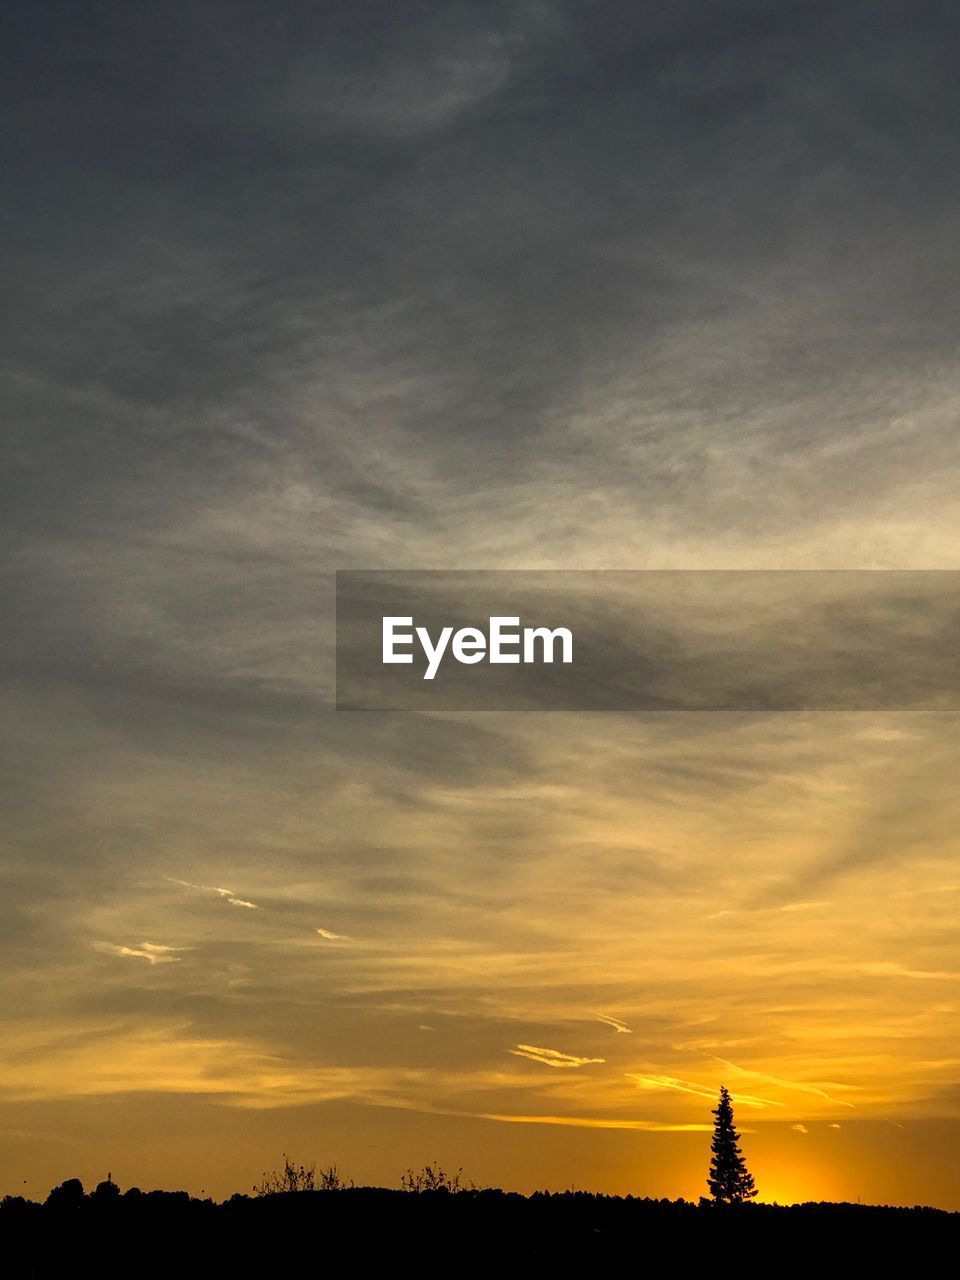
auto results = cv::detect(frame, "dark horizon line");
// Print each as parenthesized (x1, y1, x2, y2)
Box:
(6, 1175, 955, 1218)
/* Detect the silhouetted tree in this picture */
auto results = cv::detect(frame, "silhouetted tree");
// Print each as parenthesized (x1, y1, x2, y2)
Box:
(46, 1178, 84, 1209)
(93, 1177, 121, 1201)
(707, 1087, 757, 1204)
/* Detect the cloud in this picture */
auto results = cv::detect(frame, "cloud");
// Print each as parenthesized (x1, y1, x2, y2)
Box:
(94, 942, 185, 966)
(169, 878, 261, 910)
(713, 1058, 856, 1108)
(281, 31, 519, 139)
(628, 1075, 782, 1109)
(477, 1112, 712, 1133)
(857, 962, 960, 981)
(755, 736, 960, 904)
(894, 884, 960, 898)
(0, 1021, 426, 1108)
(596, 1014, 632, 1034)
(316, 927, 348, 940)
(791, 1124, 809, 1134)
(509, 1045, 606, 1069)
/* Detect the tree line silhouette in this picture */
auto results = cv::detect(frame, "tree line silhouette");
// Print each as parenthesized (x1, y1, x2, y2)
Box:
(1, 1091, 955, 1275)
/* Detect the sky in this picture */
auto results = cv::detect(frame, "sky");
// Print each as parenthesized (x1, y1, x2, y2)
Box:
(3, 0, 960, 1207)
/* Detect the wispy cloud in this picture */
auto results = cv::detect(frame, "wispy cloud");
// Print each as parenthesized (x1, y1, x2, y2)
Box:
(858, 962, 959, 981)
(894, 884, 960, 898)
(510, 1045, 605, 1069)
(627, 1074, 782, 1109)
(713, 1058, 856, 1108)
(94, 942, 186, 966)
(168, 878, 260, 910)
(707, 901, 830, 921)
(478, 1112, 712, 1133)
(316, 927, 348, 940)
(0, 1023, 426, 1108)
(596, 1014, 632, 1034)
(791, 1123, 809, 1134)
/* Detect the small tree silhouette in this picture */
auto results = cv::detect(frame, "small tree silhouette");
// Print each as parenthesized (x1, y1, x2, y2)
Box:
(707, 1086, 757, 1204)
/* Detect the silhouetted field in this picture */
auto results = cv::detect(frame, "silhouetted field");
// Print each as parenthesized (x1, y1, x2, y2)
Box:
(2, 1181, 957, 1277)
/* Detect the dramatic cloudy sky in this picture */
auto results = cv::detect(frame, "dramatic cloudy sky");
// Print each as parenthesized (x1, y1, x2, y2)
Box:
(3, 0, 960, 1206)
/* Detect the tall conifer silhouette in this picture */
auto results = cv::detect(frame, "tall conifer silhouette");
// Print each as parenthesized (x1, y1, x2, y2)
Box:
(708, 1086, 758, 1203)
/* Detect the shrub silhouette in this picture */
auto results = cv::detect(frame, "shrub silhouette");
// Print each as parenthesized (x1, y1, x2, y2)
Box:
(254, 1155, 316, 1195)
(401, 1163, 469, 1193)
(254, 1155, 351, 1195)
(317, 1165, 351, 1191)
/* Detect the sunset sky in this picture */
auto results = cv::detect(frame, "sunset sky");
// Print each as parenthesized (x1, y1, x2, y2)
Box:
(3, 1, 960, 1207)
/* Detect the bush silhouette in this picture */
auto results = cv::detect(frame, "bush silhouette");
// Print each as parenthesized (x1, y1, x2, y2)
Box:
(400, 1163, 469, 1193)
(254, 1155, 351, 1195)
